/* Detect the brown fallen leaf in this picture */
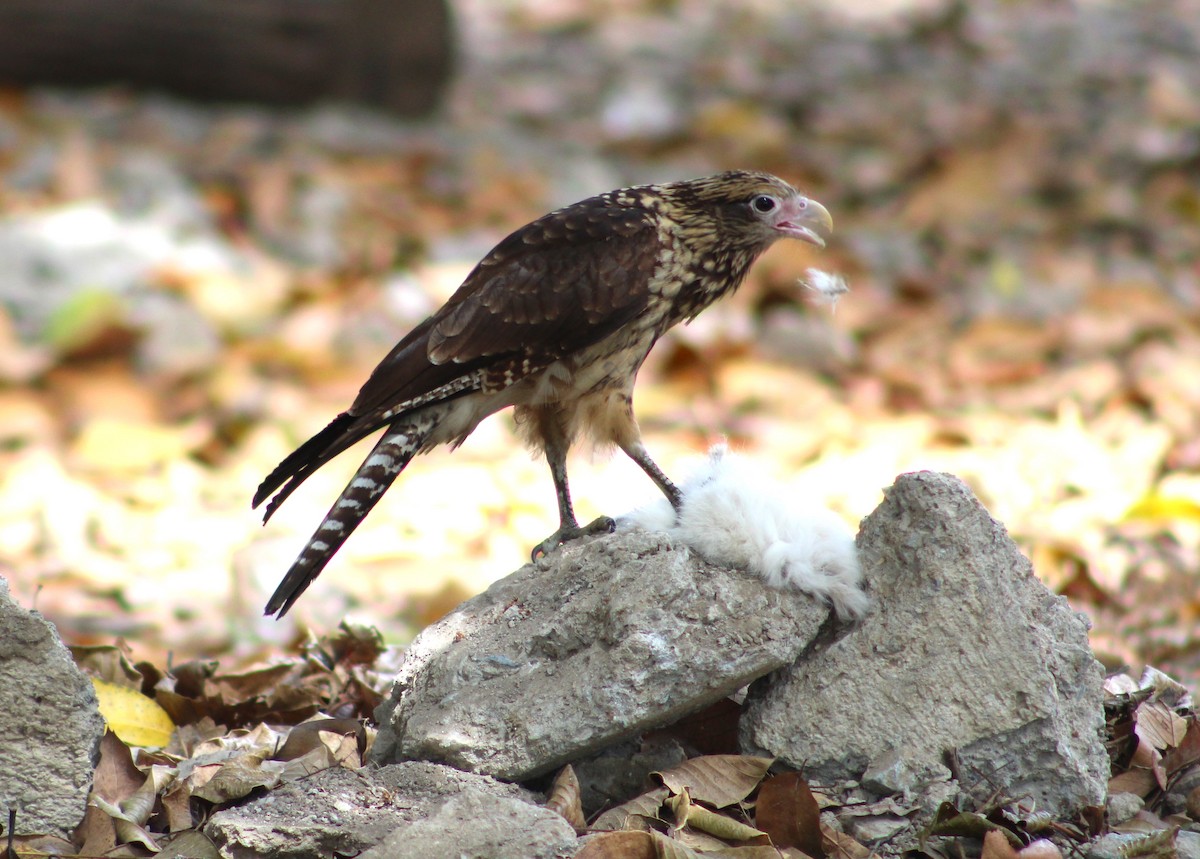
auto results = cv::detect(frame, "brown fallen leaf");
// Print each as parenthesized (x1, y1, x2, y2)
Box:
(71, 644, 146, 690)
(188, 751, 278, 803)
(923, 802, 1021, 847)
(159, 829, 223, 858)
(666, 789, 767, 842)
(73, 803, 118, 858)
(1108, 767, 1157, 798)
(1134, 700, 1189, 752)
(591, 786, 669, 832)
(160, 783, 194, 832)
(574, 830, 659, 858)
(654, 755, 774, 808)
(821, 824, 873, 859)
(272, 717, 365, 762)
(545, 764, 586, 833)
(755, 771, 825, 858)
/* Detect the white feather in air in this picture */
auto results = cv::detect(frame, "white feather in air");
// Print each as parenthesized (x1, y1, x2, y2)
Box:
(801, 268, 849, 311)
(620, 445, 869, 620)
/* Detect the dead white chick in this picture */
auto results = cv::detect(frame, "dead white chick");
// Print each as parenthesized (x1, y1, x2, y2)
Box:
(801, 267, 849, 311)
(620, 445, 869, 621)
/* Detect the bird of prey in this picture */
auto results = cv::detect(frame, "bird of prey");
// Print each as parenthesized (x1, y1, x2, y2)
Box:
(254, 170, 833, 617)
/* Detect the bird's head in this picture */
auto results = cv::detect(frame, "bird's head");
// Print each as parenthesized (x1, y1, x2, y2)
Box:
(666, 170, 834, 250)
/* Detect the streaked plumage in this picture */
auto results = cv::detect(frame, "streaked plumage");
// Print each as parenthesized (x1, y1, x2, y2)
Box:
(255, 170, 833, 617)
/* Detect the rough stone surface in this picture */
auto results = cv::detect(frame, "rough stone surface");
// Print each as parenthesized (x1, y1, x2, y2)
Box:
(860, 748, 952, 797)
(740, 471, 1108, 818)
(372, 529, 831, 780)
(1104, 792, 1143, 826)
(1178, 831, 1200, 859)
(204, 761, 546, 859)
(0, 576, 105, 838)
(358, 790, 578, 859)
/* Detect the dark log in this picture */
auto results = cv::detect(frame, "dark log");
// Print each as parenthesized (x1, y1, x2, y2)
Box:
(0, 0, 455, 117)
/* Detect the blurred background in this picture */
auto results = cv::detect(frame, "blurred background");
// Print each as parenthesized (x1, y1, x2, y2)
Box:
(0, 0, 1197, 683)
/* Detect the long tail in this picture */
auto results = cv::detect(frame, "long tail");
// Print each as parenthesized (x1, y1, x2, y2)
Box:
(254, 412, 383, 522)
(264, 418, 434, 618)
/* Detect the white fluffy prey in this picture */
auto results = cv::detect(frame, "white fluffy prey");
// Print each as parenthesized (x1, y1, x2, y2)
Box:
(620, 445, 869, 621)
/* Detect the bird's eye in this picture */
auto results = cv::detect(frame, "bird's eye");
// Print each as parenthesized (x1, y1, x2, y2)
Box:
(751, 195, 778, 214)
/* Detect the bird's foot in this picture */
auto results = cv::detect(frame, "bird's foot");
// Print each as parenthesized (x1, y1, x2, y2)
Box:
(531, 515, 616, 561)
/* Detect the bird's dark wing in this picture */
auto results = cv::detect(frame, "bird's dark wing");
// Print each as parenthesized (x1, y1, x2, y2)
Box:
(255, 200, 660, 518)
(349, 202, 660, 415)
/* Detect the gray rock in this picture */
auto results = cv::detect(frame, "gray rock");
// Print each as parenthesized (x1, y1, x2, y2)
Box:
(740, 472, 1108, 817)
(205, 761, 545, 859)
(1104, 791, 1143, 826)
(861, 747, 953, 797)
(1178, 830, 1200, 859)
(372, 529, 831, 781)
(0, 576, 105, 838)
(359, 791, 578, 859)
(843, 814, 913, 844)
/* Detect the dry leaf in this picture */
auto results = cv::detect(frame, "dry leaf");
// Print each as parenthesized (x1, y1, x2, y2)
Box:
(1135, 700, 1189, 751)
(160, 829, 223, 858)
(666, 791, 767, 841)
(654, 755, 774, 808)
(1108, 768, 1157, 798)
(91, 730, 145, 804)
(821, 824, 873, 859)
(545, 765, 586, 833)
(160, 784, 194, 832)
(273, 717, 365, 762)
(592, 787, 670, 832)
(188, 752, 279, 803)
(925, 803, 1020, 846)
(92, 678, 176, 748)
(755, 771, 825, 857)
(72, 644, 145, 690)
(574, 830, 658, 859)
(74, 803, 118, 858)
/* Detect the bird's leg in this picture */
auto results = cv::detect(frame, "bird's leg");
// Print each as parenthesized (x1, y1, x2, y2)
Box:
(531, 412, 615, 561)
(621, 439, 683, 512)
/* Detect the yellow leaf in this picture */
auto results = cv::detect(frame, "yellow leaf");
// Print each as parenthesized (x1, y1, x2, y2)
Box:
(91, 678, 175, 748)
(1124, 495, 1200, 524)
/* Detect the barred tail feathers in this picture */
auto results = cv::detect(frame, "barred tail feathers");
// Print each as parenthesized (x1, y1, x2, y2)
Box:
(264, 420, 430, 618)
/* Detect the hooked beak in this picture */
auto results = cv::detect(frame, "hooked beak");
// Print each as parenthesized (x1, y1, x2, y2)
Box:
(775, 196, 833, 248)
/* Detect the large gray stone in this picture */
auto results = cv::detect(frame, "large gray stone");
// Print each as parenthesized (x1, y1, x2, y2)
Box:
(205, 761, 548, 859)
(0, 576, 105, 838)
(371, 529, 831, 781)
(358, 790, 578, 859)
(740, 472, 1108, 817)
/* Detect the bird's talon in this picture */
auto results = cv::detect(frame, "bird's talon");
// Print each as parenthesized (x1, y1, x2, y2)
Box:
(583, 515, 616, 536)
(530, 515, 616, 562)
